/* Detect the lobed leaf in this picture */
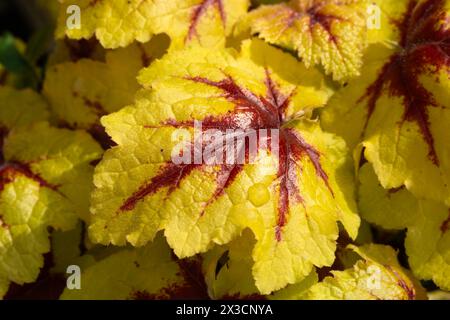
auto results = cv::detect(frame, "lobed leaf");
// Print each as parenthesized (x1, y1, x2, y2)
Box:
(322, 0, 450, 205)
(301, 244, 426, 300)
(0, 122, 102, 297)
(0, 87, 49, 147)
(90, 39, 359, 294)
(60, 234, 208, 299)
(202, 229, 318, 299)
(0, 37, 32, 88)
(359, 163, 450, 291)
(242, 0, 368, 81)
(43, 35, 170, 135)
(56, 0, 250, 49)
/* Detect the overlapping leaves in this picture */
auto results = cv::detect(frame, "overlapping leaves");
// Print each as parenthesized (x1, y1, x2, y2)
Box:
(0, 121, 102, 297)
(0, 87, 49, 146)
(322, 0, 450, 205)
(59, 230, 425, 300)
(60, 234, 208, 300)
(202, 233, 425, 299)
(242, 0, 368, 81)
(359, 163, 450, 291)
(43, 35, 170, 146)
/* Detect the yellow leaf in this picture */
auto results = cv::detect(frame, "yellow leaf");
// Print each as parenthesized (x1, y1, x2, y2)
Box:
(56, 0, 250, 49)
(0, 122, 102, 296)
(0, 276, 8, 299)
(43, 35, 170, 134)
(243, 0, 368, 81)
(322, 0, 450, 205)
(60, 234, 208, 299)
(0, 87, 49, 146)
(359, 163, 450, 291)
(90, 39, 358, 294)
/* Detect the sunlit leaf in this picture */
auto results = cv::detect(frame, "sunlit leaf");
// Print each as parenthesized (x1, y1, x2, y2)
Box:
(242, 0, 368, 81)
(56, 0, 249, 49)
(322, 0, 450, 205)
(89, 39, 358, 294)
(0, 122, 102, 297)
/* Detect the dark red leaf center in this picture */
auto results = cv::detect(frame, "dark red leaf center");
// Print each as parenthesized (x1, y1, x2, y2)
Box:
(360, 0, 450, 166)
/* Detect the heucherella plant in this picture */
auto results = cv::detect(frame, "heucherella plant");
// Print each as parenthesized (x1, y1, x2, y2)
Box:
(0, 0, 448, 300)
